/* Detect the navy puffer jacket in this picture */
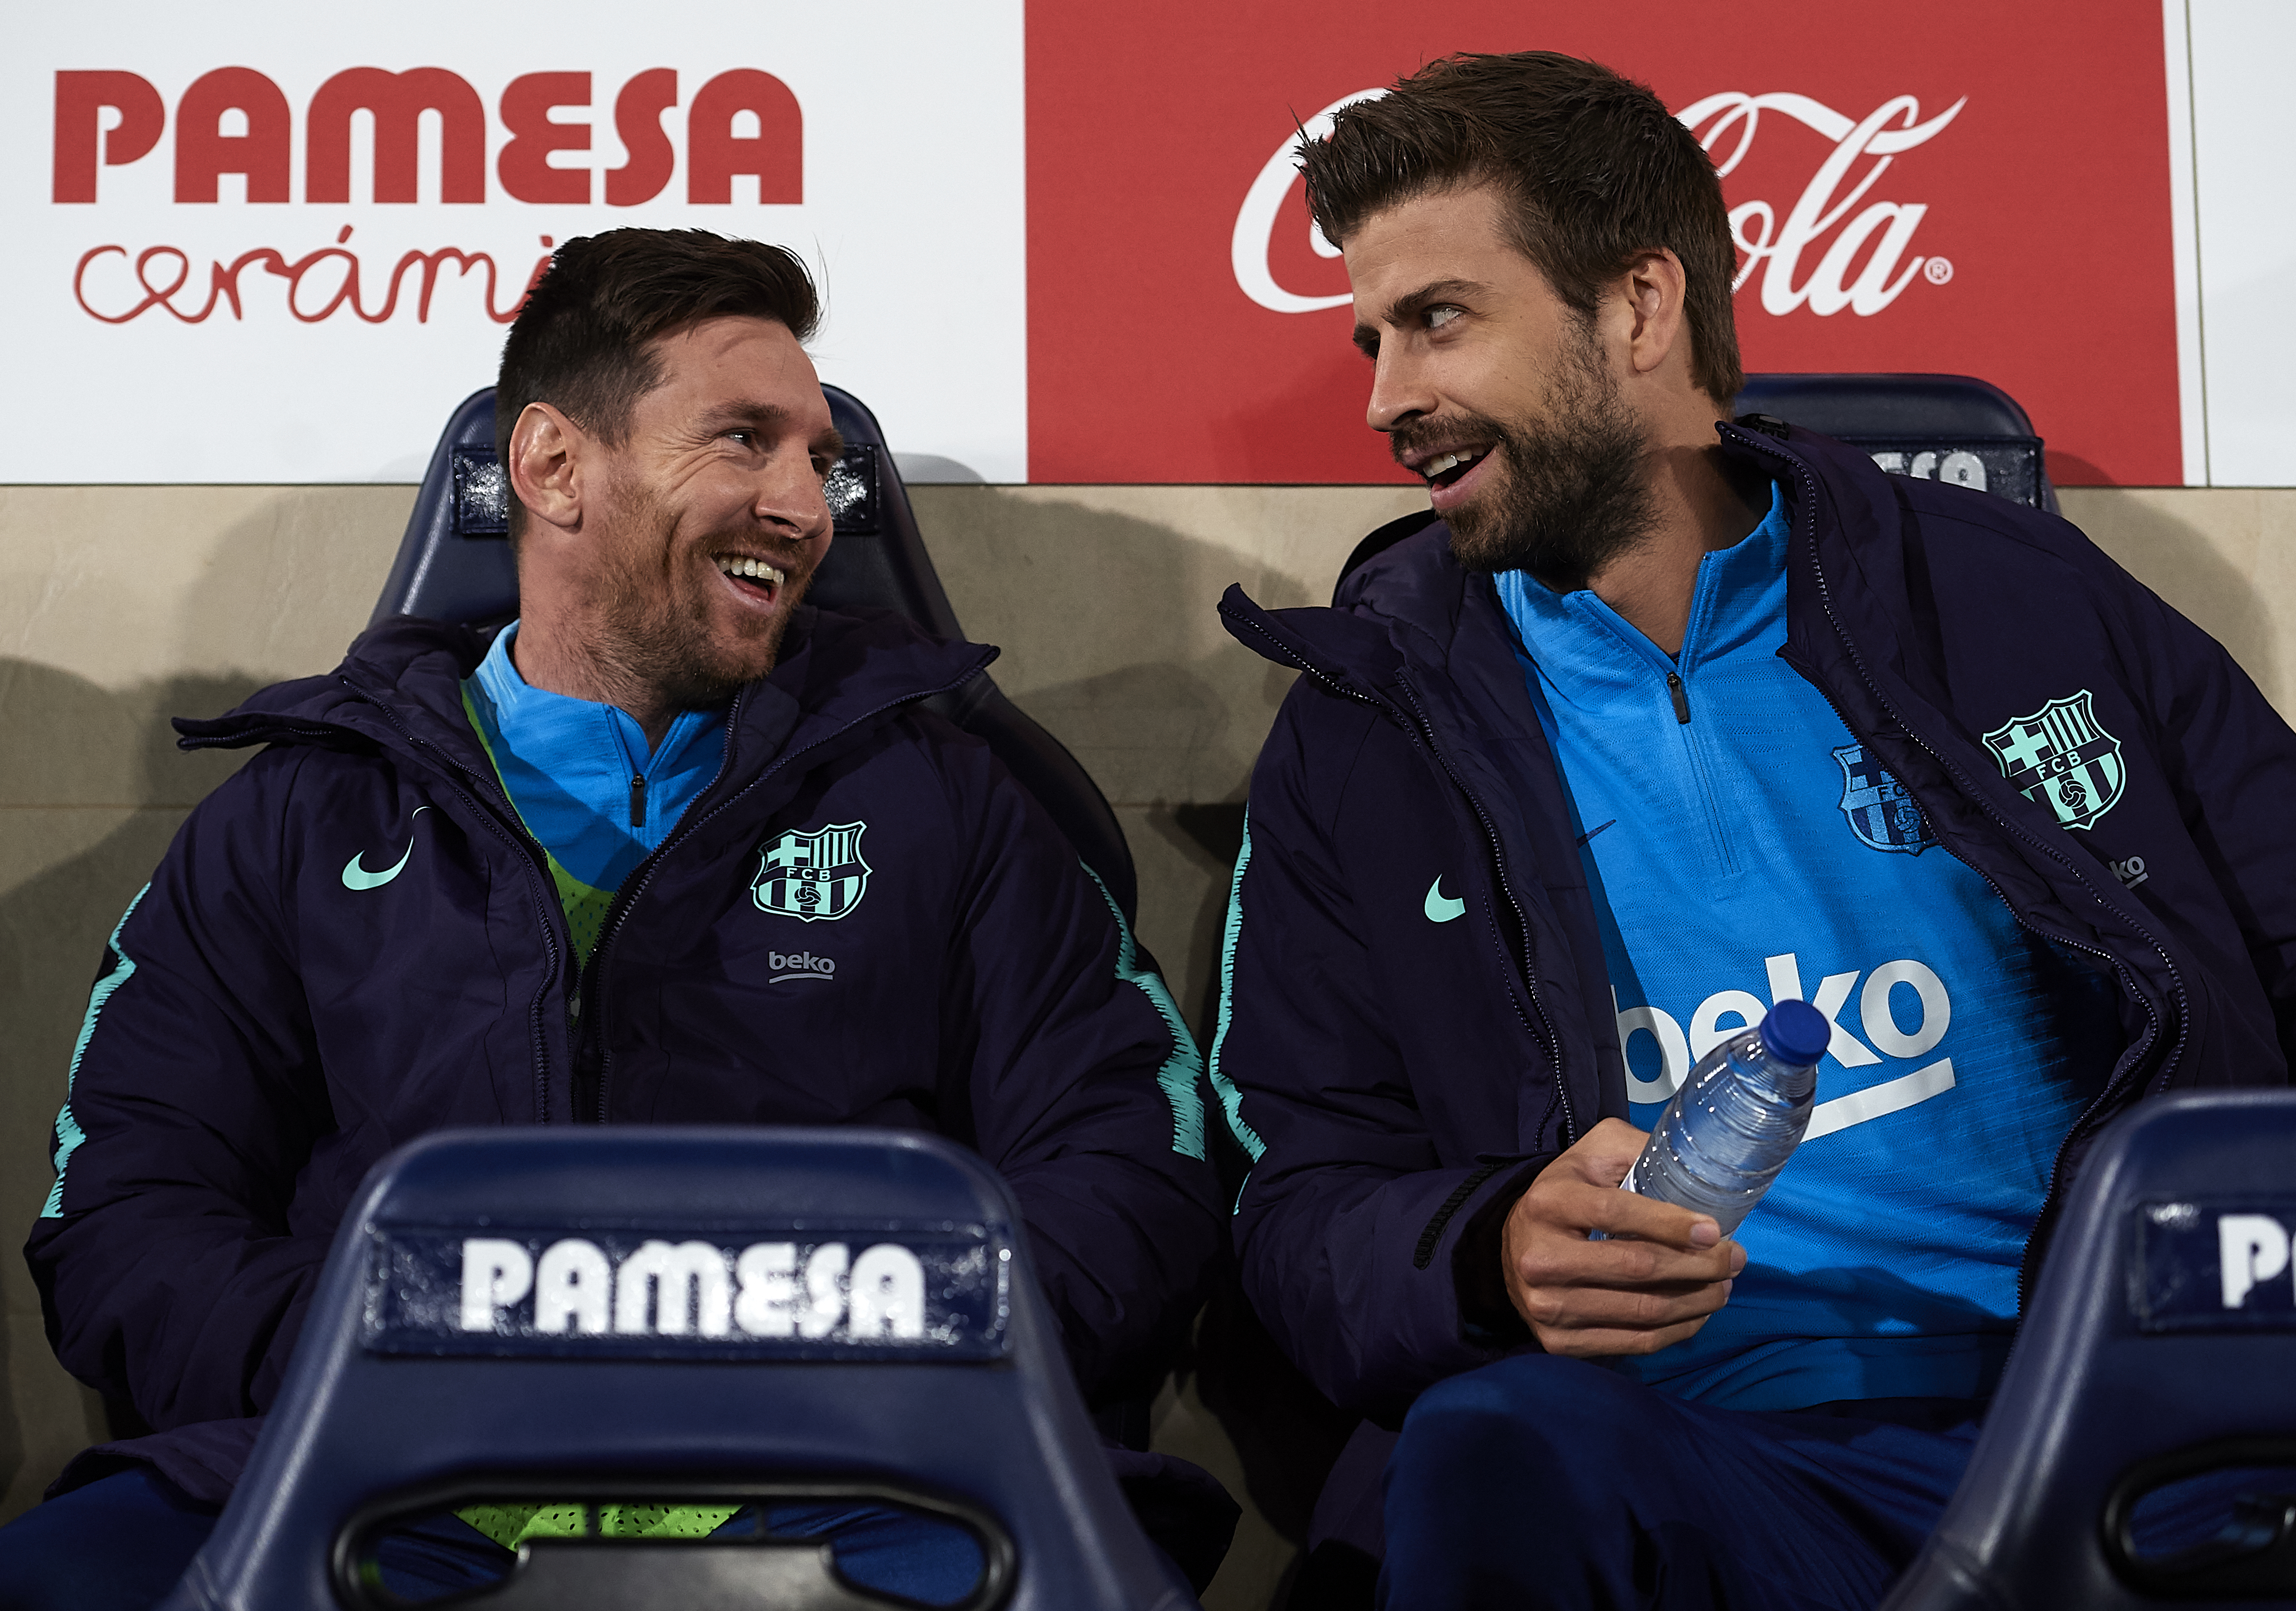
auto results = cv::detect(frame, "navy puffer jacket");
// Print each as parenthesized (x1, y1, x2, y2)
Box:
(1213, 421, 2296, 1434)
(28, 603, 1220, 1499)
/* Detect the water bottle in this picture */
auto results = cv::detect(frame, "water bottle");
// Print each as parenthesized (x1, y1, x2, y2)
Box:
(1620, 998, 1832, 1236)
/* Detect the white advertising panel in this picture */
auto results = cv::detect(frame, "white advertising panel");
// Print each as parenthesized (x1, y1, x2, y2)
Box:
(2, 1, 1027, 483)
(2189, 0, 2296, 488)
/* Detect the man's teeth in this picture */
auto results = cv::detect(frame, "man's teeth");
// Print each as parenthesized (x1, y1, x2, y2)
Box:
(1424, 448, 1486, 479)
(715, 556, 786, 587)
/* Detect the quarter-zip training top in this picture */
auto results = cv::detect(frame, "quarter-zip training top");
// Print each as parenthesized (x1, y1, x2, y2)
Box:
(462, 622, 728, 963)
(1495, 481, 2117, 1409)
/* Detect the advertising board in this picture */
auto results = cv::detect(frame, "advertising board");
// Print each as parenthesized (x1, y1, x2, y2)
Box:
(2, 2, 1027, 483)
(1027, 0, 2186, 486)
(7, 3, 2285, 485)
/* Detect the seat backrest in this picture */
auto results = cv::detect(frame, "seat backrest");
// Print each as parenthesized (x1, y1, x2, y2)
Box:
(157, 1128, 1196, 1611)
(1880, 1091, 2296, 1611)
(369, 386, 1137, 919)
(1733, 371, 2058, 513)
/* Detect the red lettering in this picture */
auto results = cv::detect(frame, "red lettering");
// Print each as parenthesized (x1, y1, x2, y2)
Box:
(607, 69, 677, 207)
(73, 242, 288, 324)
(308, 67, 486, 204)
(687, 70, 800, 205)
(174, 68, 291, 204)
(73, 231, 545, 326)
(498, 72, 589, 206)
(53, 72, 165, 203)
(384, 245, 527, 323)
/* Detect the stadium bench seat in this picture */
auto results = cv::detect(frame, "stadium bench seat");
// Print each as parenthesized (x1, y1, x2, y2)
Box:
(1880, 1090, 2296, 1610)
(1733, 371, 2057, 514)
(156, 1128, 1199, 1610)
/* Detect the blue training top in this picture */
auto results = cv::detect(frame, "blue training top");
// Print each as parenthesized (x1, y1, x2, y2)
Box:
(1496, 486, 2119, 1409)
(461, 624, 728, 965)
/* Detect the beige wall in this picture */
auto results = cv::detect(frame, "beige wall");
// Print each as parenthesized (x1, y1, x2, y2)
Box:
(0, 479, 2289, 1591)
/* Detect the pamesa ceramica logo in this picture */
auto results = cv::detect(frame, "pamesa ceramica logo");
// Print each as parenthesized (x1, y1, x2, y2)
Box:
(53, 66, 803, 328)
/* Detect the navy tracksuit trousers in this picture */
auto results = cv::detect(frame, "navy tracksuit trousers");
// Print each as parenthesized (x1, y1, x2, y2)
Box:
(1379, 1356, 1984, 1610)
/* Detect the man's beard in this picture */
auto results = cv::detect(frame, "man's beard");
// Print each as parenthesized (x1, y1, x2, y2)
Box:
(588, 480, 817, 712)
(1395, 328, 1658, 591)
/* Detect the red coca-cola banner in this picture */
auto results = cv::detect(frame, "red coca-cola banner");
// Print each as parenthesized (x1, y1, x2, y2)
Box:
(1027, 0, 2184, 486)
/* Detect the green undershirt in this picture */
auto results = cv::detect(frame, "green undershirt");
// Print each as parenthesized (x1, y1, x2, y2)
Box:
(463, 686, 618, 968)
(457, 690, 739, 1550)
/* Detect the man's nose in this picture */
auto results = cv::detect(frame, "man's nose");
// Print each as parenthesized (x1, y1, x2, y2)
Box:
(1366, 347, 1436, 434)
(753, 450, 832, 541)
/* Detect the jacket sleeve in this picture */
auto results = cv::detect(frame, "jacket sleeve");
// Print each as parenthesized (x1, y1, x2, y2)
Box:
(938, 739, 1222, 1404)
(1212, 686, 1543, 1424)
(24, 753, 336, 1430)
(2120, 575, 2296, 1072)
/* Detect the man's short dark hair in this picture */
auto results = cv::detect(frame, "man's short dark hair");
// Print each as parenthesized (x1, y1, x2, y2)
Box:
(1300, 52, 1743, 402)
(495, 228, 820, 526)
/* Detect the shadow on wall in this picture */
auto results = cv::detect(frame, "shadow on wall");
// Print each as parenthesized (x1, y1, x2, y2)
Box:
(0, 666, 267, 1519)
(0, 484, 402, 1519)
(2064, 488, 2286, 712)
(919, 486, 1359, 1037)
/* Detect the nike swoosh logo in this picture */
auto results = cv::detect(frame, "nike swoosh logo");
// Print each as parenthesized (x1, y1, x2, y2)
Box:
(1424, 877, 1466, 924)
(343, 807, 430, 892)
(1576, 819, 1617, 847)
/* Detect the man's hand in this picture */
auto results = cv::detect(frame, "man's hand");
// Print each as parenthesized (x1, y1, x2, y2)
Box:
(1500, 1117, 1745, 1357)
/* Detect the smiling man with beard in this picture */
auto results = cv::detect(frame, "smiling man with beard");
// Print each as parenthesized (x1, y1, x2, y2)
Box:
(9, 229, 1226, 1610)
(1209, 52, 2296, 1611)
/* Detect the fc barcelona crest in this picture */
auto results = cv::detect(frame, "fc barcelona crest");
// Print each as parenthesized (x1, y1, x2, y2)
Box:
(1833, 744, 1936, 855)
(753, 822, 872, 923)
(1982, 690, 2126, 832)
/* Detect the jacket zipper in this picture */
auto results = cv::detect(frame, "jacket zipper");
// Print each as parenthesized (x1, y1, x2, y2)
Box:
(1662, 667, 1737, 876)
(579, 653, 995, 1122)
(1227, 609, 1573, 1145)
(1744, 430, 2188, 1312)
(319, 684, 574, 1124)
(604, 704, 650, 830)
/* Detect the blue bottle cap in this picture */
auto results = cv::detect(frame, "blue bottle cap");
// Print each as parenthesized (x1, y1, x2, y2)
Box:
(1759, 1000, 1831, 1066)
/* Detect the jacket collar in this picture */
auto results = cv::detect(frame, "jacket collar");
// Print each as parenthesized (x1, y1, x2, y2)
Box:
(174, 605, 998, 808)
(1220, 417, 1929, 700)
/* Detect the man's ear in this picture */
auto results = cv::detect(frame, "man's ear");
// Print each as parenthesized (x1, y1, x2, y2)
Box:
(507, 402, 585, 535)
(1616, 249, 1689, 379)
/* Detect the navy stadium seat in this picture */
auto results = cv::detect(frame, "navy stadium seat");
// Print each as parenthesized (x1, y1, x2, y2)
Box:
(1880, 1091, 2296, 1610)
(1733, 371, 2058, 514)
(155, 1128, 1200, 1610)
(372, 386, 1137, 921)
(1333, 371, 2058, 592)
